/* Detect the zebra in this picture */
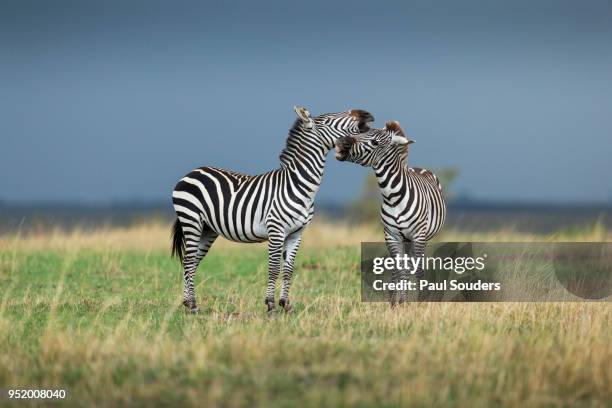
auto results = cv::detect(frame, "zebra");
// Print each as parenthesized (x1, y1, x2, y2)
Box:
(334, 120, 446, 304)
(171, 106, 374, 313)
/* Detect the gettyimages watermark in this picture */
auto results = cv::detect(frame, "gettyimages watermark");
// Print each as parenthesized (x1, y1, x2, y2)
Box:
(361, 242, 612, 302)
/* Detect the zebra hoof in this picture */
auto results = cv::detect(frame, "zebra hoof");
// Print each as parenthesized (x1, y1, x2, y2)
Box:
(182, 299, 198, 313)
(266, 300, 276, 314)
(279, 299, 293, 313)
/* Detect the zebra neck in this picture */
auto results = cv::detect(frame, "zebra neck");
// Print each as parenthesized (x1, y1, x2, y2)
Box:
(279, 121, 330, 170)
(283, 144, 329, 196)
(278, 123, 333, 200)
(373, 157, 408, 204)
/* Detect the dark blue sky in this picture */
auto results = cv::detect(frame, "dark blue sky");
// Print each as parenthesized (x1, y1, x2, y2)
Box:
(1, 0, 611, 204)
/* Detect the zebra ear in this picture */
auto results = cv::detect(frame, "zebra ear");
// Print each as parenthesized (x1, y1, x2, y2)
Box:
(294, 106, 314, 129)
(386, 121, 413, 144)
(391, 135, 414, 145)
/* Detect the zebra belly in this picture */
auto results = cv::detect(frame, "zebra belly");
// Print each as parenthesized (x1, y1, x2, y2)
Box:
(203, 209, 269, 243)
(207, 214, 308, 242)
(213, 226, 268, 243)
(212, 217, 308, 242)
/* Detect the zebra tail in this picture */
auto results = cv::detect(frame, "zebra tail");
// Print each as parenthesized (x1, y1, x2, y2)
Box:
(171, 218, 185, 262)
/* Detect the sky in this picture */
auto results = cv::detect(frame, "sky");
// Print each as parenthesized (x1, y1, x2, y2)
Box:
(1, 0, 611, 205)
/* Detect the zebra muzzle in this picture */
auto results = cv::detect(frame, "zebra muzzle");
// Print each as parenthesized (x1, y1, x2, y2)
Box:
(334, 136, 355, 161)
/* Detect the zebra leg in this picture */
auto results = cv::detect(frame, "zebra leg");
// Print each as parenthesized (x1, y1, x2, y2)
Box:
(264, 224, 285, 313)
(409, 236, 427, 302)
(385, 236, 405, 307)
(182, 229, 218, 314)
(279, 230, 303, 313)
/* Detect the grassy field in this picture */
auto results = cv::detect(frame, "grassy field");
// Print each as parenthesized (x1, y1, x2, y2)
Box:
(0, 222, 610, 407)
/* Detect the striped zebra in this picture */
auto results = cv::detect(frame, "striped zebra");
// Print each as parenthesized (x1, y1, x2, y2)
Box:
(334, 120, 446, 304)
(171, 106, 374, 313)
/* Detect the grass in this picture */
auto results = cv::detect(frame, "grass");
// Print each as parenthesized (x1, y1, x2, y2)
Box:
(0, 221, 610, 407)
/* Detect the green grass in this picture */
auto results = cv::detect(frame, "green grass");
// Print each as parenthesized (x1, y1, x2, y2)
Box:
(0, 241, 610, 407)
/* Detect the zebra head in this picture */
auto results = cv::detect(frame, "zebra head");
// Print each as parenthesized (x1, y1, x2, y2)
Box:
(294, 106, 375, 148)
(334, 120, 415, 166)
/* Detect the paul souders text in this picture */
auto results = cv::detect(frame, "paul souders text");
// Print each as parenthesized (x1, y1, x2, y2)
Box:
(372, 279, 501, 292)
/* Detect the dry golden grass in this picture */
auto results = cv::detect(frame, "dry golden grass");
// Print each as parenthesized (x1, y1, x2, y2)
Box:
(1, 218, 610, 252)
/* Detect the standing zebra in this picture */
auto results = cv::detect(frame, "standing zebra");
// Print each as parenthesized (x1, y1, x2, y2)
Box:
(172, 106, 374, 313)
(334, 121, 446, 305)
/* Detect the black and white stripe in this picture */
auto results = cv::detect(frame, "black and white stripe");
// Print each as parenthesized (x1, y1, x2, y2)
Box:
(172, 106, 374, 313)
(335, 120, 446, 304)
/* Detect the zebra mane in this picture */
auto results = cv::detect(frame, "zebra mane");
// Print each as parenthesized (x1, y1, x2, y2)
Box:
(279, 118, 309, 168)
